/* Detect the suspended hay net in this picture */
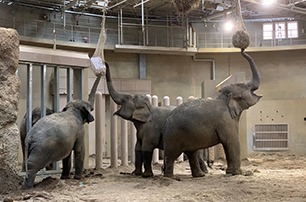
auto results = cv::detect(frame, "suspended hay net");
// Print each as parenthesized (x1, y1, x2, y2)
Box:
(231, 0, 250, 50)
(172, 0, 201, 15)
(90, 9, 107, 76)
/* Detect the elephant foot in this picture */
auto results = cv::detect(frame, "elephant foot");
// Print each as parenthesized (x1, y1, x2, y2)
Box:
(74, 175, 82, 180)
(132, 169, 143, 176)
(192, 171, 205, 178)
(60, 175, 70, 180)
(226, 168, 242, 175)
(142, 170, 153, 178)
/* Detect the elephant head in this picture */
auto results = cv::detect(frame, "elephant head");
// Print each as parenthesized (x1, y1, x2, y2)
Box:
(219, 49, 262, 119)
(105, 63, 152, 123)
(63, 100, 94, 123)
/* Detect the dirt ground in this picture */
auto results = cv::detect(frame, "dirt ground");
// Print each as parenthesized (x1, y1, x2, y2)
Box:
(2, 152, 306, 202)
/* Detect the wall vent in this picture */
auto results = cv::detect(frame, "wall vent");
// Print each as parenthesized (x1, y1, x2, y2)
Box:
(253, 124, 289, 150)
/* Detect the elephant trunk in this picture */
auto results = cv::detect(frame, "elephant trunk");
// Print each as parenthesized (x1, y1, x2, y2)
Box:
(241, 49, 260, 91)
(105, 62, 125, 105)
(88, 75, 102, 111)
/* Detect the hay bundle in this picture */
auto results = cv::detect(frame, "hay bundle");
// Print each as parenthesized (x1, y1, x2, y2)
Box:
(232, 30, 250, 49)
(173, 0, 200, 14)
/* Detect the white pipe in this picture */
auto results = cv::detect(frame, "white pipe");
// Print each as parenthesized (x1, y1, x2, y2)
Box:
(192, 56, 216, 80)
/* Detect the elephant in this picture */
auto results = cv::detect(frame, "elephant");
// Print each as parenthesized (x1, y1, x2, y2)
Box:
(105, 63, 209, 177)
(22, 75, 101, 189)
(19, 107, 54, 171)
(105, 63, 174, 177)
(162, 49, 261, 178)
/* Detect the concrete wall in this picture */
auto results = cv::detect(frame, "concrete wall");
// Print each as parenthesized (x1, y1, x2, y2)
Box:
(94, 49, 306, 156)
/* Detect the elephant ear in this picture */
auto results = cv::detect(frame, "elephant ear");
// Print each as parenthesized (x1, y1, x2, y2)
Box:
(132, 106, 151, 122)
(82, 106, 95, 123)
(227, 93, 242, 119)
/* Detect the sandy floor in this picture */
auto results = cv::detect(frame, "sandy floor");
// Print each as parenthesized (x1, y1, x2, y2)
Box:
(2, 152, 306, 202)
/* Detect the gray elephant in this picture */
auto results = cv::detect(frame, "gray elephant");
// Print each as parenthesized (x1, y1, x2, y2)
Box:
(106, 63, 174, 177)
(22, 75, 101, 189)
(106, 63, 209, 177)
(19, 107, 54, 171)
(163, 49, 261, 178)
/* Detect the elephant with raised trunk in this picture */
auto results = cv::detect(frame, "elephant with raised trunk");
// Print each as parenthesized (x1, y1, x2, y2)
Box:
(163, 49, 261, 178)
(105, 63, 175, 177)
(22, 75, 101, 189)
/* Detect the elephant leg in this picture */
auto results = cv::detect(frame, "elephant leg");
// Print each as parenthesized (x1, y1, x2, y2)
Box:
(22, 155, 43, 189)
(218, 128, 242, 175)
(132, 150, 143, 175)
(60, 153, 72, 179)
(132, 140, 143, 176)
(185, 151, 205, 178)
(73, 139, 85, 179)
(142, 151, 154, 178)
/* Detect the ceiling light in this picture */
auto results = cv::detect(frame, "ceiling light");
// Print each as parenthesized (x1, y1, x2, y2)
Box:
(224, 20, 233, 32)
(262, 0, 277, 6)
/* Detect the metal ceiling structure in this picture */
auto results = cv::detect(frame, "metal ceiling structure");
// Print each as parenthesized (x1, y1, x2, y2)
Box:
(2, 0, 306, 22)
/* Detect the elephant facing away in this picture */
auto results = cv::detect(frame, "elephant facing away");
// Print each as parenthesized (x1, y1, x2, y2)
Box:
(163, 49, 261, 178)
(19, 107, 53, 171)
(22, 75, 101, 189)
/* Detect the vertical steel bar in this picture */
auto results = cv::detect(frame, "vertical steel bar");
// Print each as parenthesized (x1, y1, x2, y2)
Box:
(53, 66, 60, 112)
(26, 63, 33, 133)
(120, 9, 123, 44)
(40, 64, 47, 117)
(66, 67, 72, 102)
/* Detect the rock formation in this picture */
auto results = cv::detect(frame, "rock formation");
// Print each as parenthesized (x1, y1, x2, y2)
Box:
(0, 28, 22, 194)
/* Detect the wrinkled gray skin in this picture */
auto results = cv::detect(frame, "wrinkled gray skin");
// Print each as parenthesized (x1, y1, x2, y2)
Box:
(163, 50, 261, 178)
(22, 75, 101, 189)
(105, 63, 173, 177)
(106, 63, 209, 177)
(19, 107, 53, 171)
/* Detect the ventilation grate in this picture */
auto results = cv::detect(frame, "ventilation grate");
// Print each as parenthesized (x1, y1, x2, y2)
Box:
(253, 124, 289, 150)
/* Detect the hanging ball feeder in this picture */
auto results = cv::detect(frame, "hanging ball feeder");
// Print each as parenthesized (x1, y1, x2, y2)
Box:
(232, 30, 250, 50)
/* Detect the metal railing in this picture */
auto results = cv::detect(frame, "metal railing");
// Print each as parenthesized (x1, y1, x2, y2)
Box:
(1, 17, 306, 49)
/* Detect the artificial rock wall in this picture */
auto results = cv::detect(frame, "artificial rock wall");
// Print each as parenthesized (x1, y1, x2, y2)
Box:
(0, 28, 21, 193)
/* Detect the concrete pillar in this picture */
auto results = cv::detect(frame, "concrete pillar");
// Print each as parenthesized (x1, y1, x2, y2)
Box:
(176, 96, 184, 162)
(95, 92, 105, 169)
(130, 124, 137, 163)
(121, 119, 128, 166)
(151, 95, 159, 164)
(110, 100, 118, 168)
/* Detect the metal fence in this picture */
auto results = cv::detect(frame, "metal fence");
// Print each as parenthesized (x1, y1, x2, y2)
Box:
(1, 17, 306, 48)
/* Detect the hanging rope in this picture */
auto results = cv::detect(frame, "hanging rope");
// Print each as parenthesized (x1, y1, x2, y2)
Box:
(90, 8, 107, 76)
(231, 0, 250, 50)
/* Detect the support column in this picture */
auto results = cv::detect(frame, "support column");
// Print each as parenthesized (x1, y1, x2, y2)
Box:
(110, 100, 118, 168)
